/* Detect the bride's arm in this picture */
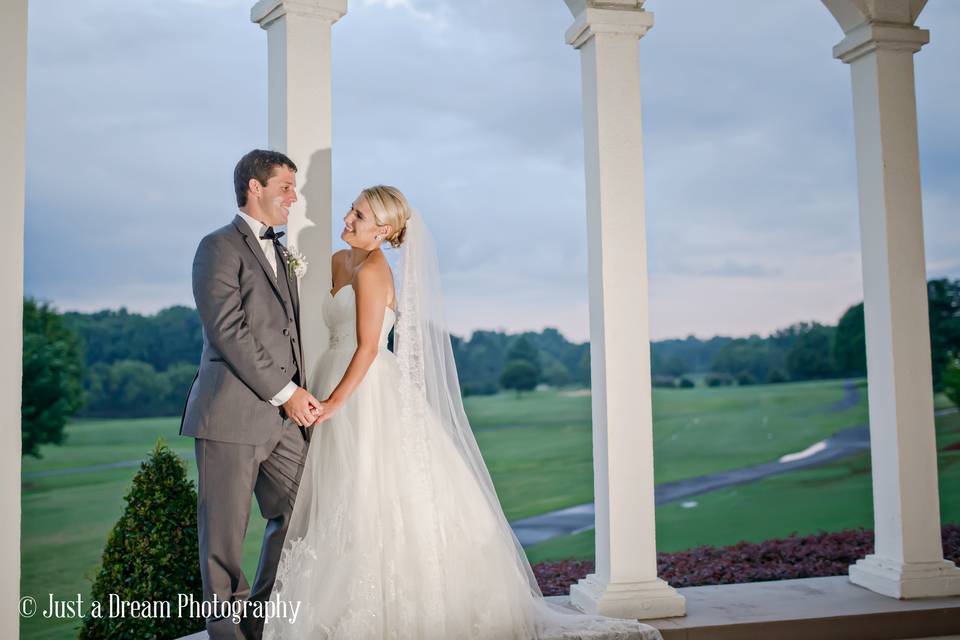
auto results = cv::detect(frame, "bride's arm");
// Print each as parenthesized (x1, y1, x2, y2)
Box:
(314, 262, 389, 422)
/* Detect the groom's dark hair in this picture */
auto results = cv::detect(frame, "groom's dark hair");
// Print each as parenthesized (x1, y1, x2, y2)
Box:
(234, 149, 298, 207)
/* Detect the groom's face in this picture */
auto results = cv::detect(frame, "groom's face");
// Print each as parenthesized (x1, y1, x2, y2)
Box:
(251, 165, 298, 227)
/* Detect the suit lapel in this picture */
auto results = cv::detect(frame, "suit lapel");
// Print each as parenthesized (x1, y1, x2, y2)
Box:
(232, 216, 286, 309)
(273, 244, 298, 323)
(277, 248, 303, 372)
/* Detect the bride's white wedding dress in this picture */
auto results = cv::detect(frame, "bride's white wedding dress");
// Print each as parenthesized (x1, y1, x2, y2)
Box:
(265, 215, 661, 640)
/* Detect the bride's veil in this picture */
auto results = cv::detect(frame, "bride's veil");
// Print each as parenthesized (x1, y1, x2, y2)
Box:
(393, 211, 542, 597)
(394, 211, 659, 638)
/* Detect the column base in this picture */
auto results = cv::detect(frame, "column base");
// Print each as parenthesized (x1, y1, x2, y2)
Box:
(849, 554, 960, 599)
(569, 573, 686, 620)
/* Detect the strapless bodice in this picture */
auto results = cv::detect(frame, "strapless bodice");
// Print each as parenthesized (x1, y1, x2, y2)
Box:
(322, 284, 396, 352)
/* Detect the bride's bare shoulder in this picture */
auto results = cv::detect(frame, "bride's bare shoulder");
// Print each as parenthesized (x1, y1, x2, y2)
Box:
(330, 249, 349, 280)
(355, 252, 392, 285)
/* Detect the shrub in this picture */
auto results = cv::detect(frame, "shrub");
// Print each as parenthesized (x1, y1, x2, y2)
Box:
(678, 377, 695, 389)
(531, 524, 960, 595)
(705, 373, 734, 387)
(461, 381, 499, 397)
(766, 369, 789, 384)
(652, 375, 676, 388)
(81, 441, 203, 640)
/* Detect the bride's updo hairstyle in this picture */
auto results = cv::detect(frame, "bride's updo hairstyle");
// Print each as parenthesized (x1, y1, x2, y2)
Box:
(361, 185, 412, 248)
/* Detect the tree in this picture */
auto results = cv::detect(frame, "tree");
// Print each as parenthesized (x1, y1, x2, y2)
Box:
(944, 357, 960, 409)
(505, 335, 542, 378)
(834, 303, 866, 376)
(500, 360, 540, 395)
(574, 347, 591, 387)
(661, 353, 690, 377)
(81, 442, 203, 640)
(499, 335, 542, 394)
(786, 323, 838, 381)
(928, 279, 960, 391)
(709, 337, 774, 382)
(22, 299, 84, 457)
(83, 360, 171, 418)
(162, 363, 199, 414)
(541, 359, 572, 387)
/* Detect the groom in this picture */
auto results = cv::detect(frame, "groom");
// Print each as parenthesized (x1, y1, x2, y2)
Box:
(181, 149, 322, 639)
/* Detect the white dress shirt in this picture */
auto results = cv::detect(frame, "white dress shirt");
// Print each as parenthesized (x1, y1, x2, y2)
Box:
(237, 210, 298, 407)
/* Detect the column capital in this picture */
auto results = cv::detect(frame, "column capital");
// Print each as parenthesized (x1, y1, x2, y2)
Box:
(251, 0, 347, 29)
(564, 6, 654, 50)
(833, 21, 929, 63)
(823, 0, 929, 63)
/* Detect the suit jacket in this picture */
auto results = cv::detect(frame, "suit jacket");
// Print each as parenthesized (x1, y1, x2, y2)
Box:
(180, 215, 306, 445)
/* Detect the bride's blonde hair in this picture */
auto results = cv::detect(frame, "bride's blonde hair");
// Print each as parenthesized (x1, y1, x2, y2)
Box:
(361, 185, 412, 248)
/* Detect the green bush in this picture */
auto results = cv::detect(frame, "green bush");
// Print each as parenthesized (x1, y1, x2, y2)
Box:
(705, 373, 734, 387)
(80, 441, 203, 640)
(652, 375, 676, 388)
(766, 368, 789, 384)
(678, 377, 696, 389)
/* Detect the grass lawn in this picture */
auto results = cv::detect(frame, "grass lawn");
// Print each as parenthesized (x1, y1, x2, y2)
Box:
(525, 410, 960, 563)
(17, 378, 907, 639)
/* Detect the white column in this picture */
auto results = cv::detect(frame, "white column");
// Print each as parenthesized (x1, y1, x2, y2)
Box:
(0, 0, 26, 634)
(252, 0, 346, 385)
(563, 0, 684, 620)
(824, 0, 960, 599)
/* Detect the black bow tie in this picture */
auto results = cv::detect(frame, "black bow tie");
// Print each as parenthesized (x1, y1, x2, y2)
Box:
(260, 227, 285, 242)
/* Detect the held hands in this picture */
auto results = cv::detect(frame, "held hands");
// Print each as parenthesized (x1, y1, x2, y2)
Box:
(312, 397, 343, 425)
(282, 387, 324, 427)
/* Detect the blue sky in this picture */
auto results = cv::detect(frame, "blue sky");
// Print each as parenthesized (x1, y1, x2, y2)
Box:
(23, 0, 960, 342)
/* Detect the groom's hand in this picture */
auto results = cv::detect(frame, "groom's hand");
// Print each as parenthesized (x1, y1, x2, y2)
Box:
(283, 387, 323, 427)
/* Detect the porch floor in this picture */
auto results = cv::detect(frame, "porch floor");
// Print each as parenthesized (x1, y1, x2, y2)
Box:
(549, 575, 960, 640)
(180, 576, 960, 640)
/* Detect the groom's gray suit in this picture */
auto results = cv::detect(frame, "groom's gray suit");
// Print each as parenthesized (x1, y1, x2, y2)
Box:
(181, 214, 310, 640)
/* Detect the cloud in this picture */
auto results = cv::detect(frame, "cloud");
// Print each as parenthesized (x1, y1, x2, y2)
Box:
(23, 0, 960, 343)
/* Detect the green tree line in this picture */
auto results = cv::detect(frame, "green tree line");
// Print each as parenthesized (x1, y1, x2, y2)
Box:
(21, 278, 960, 455)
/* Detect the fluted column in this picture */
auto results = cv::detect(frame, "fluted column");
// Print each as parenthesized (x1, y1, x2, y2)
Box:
(823, 0, 960, 599)
(0, 0, 27, 635)
(251, 0, 346, 385)
(562, 0, 684, 619)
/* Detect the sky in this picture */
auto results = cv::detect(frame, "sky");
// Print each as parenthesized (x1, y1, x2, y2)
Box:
(23, 0, 960, 343)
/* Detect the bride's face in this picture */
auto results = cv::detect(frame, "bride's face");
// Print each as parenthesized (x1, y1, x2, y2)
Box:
(342, 196, 390, 249)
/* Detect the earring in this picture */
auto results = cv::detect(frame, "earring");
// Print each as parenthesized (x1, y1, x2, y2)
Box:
(375, 234, 382, 241)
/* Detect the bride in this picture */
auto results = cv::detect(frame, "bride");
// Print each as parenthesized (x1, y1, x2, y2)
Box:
(264, 186, 661, 640)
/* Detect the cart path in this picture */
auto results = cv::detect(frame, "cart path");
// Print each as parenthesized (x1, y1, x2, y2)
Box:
(511, 390, 957, 546)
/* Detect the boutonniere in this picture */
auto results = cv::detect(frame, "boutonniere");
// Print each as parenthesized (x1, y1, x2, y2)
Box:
(285, 245, 308, 280)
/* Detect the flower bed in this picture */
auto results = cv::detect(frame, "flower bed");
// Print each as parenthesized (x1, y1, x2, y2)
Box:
(532, 524, 960, 596)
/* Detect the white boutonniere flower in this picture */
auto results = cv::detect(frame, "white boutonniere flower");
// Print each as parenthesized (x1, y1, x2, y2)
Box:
(285, 245, 308, 280)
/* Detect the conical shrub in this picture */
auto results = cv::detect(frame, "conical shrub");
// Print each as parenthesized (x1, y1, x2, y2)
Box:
(80, 440, 204, 639)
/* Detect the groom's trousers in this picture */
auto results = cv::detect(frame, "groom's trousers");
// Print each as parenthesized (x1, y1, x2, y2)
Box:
(195, 421, 308, 640)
